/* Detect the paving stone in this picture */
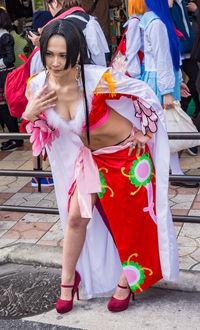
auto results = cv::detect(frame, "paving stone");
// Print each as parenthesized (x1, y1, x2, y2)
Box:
(1, 222, 54, 240)
(37, 240, 63, 247)
(179, 223, 200, 239)
(194, 194, 200, 201)
(0, 238, 18, 248)
(188, 209, 200, 216)
(0, 150, 12, 160)
(191, 263, 200, 271)
(4, 192, 48, 207)
(191, 201, 200, 210)
(179, 256, 196, 270)
(3, 150, 32, 162)
(20, 213, 59, 223)
(174, 226, 182, 237)
(0, 221, 17, 237)
(190, 247, 200, 262)
(0, 211, 26, 221)
(170, 194, 195, 209)
(39, 221, 63, 241)
(171, 209, 188, 216)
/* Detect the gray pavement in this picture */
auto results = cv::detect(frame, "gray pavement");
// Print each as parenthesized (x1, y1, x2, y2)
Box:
(0, 264, 199, 330)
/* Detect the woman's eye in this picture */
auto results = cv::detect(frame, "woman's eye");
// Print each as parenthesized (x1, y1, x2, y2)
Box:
(60, 54, 67, 58)
(46, 52, 52, 56)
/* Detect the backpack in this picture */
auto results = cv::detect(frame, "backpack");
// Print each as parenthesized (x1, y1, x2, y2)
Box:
(110, 16, 144, 75)
(5, 47, 39, 118)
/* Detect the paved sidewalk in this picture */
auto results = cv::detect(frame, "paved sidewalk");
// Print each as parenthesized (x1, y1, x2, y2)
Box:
(0, 140, 200, 276)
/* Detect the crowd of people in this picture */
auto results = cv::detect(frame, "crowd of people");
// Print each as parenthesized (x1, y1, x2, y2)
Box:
(0, 0, 200, 315)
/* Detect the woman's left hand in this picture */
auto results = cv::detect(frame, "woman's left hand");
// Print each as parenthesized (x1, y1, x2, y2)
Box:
(122, 129, 151, 156)
(180, 82, 191, 98)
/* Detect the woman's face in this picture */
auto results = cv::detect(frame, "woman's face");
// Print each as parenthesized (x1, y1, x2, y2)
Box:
(45, 35, 69, 77)
(168, 0, 174, 8)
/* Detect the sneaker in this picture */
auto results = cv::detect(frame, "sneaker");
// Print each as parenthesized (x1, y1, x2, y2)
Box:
(32, 177, 54, 187)
(187, 147, 198, 156)
(1, 139, 24, 151)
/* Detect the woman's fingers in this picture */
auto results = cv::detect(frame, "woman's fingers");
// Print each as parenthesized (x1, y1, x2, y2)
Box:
(41, 95, 57, 107)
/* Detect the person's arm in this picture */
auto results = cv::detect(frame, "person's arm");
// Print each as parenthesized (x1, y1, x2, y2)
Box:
(0, 34, 15, 68)
(148, 20, 175, 108)
(126, 18, 142, 78)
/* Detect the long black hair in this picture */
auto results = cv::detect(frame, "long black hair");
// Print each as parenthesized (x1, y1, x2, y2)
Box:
(40, 19, 91, 143)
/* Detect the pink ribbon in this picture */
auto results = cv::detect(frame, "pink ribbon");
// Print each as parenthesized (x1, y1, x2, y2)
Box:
(25, 117, 59, 156)
(143, 182, 157, 225)
(69, 146, 102, 218)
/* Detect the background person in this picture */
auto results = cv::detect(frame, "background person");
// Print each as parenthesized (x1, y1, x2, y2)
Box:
(28, 0, 109, 66)
(126, 0, 198, 188)
(0, 7, 23, 151)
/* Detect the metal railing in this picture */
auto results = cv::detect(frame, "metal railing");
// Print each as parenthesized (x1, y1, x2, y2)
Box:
(0, 132, 200, 223)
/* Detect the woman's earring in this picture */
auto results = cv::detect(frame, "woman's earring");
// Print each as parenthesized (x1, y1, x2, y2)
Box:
(75, 64, 81, 84)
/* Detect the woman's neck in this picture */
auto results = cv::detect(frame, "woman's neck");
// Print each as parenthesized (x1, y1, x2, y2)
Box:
(48, 67, 78, 87)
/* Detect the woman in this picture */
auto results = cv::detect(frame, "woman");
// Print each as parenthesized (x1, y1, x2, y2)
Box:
(126, 0, 198, 188)
(24, 19, 179, 313)
(0, 7, 23, 150)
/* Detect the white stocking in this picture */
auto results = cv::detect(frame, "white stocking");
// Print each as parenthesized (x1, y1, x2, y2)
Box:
(170, 152, 184, 175)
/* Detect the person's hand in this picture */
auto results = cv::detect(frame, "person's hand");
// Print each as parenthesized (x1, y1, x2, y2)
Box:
(28, 31, 41, 47)
(122, 129, 152, 156)
(180, 82, 191, 98)
(187, 2, 198, 12)
(24, 86, 57, 121)
(163, 93, 175, 110)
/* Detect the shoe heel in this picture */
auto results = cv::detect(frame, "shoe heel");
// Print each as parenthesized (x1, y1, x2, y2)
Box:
(76, 287, 80, 300)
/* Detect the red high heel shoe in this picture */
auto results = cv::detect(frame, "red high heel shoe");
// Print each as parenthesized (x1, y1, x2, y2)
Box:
(107, 284, 135, 312)
(56, 270, 81, 314)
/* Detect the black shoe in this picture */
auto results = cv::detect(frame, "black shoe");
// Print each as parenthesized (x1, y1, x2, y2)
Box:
(171, 181, 199, 188)
(1, 139, 12, 147)
(1, 139, 24, 151)
(187, 147, 198, 156)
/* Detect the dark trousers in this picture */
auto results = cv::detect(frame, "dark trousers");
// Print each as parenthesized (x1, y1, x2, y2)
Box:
(181, 58, 200, 115)
(0, 104, 19, 132)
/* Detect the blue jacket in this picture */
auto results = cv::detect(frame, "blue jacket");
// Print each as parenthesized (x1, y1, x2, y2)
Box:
(171, 0, 194, 54)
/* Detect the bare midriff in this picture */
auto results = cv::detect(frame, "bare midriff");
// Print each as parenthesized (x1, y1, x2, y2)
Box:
(80, 107, 133, 151)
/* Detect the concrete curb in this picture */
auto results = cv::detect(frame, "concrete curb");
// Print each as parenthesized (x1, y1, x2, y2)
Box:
(1, 243, 200, 292)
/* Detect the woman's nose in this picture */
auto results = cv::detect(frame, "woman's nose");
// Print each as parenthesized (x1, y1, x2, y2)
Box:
(52, 56, 59, 66)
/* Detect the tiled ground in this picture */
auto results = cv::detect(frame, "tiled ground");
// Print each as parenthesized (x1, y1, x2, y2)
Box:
(0, 140, 200, 271)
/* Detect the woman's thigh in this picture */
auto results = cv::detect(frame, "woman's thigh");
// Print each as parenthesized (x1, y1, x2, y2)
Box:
(68, 188, 97, 226)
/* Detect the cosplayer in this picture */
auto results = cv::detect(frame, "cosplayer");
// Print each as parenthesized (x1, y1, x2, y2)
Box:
(24, 19, 179, 314)
(126, 0, 198, 188)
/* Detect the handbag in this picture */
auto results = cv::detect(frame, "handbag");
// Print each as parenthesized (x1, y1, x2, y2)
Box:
(164, 101, 200, 153)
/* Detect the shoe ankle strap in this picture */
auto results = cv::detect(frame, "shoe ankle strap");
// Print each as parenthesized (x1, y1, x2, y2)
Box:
(60, 284, 74, 288)
(118, 284, 128, 289)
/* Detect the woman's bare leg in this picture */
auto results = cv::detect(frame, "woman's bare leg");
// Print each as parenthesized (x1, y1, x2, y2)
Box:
(60, 188, 97, 300)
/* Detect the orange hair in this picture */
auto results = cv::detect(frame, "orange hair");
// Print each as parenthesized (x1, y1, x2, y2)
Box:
(128, 0, 146, 16)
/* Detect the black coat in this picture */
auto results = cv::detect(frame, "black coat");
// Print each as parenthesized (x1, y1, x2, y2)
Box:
(0, 31, 15, 68)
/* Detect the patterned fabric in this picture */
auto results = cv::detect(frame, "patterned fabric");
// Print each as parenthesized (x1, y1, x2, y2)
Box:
(92, 144, 162, 293)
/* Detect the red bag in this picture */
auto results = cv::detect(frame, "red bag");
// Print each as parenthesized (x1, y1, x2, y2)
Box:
(110, 17, 144, 75)
(5, 47, 40, 118)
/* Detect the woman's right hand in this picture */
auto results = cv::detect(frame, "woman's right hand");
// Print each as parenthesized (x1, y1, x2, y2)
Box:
(163, 93, 175, 110)
(24, 86, 57, 121)
(28, 31, 41, 47)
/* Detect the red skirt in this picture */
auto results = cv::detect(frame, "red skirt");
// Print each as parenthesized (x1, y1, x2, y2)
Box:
(93, 144, 162, 293)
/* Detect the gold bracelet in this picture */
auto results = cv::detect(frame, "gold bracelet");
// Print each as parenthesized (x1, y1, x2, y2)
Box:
(146, 133, 152, 140)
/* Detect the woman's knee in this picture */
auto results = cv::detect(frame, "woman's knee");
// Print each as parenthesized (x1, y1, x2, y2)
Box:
(67, 214, 89, 230)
